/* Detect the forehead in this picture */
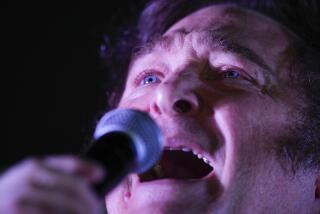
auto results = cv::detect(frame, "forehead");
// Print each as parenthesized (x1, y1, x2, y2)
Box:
(127, 4, 294, 88)
(130, 5, 291, 69)
(164, 5, 290, 60)
(166, 4, 287, 38)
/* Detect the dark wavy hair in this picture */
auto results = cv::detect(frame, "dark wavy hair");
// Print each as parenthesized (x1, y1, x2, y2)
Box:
(101, 0, 320, 172)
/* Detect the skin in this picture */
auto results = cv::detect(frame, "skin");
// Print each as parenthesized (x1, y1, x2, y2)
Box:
(106, 5, 320, 214)
(0, 156, 104, 214)
(0, 4, 319, 214)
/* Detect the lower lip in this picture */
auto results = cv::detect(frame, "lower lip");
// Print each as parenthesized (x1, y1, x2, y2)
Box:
(123, 174, 221, 204)
(135, 178, 213, 193)
(131, 172, 219, 192)
(140, 178, 203, 185)
(138, 168, 215, 183)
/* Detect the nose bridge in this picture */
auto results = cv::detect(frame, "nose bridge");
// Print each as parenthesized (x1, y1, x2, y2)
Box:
(152, 70, 200, 116)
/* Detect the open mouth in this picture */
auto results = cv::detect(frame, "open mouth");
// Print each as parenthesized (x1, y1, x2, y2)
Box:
(139, 147, 214, 182)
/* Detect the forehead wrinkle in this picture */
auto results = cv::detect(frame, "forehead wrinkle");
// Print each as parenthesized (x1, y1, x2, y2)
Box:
(132, 30, 189, 62)
(132, 27, 272, 75)
(198, 28, 272, 72)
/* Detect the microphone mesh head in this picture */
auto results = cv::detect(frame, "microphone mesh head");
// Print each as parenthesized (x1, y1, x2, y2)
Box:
(94, 109, 163, 173)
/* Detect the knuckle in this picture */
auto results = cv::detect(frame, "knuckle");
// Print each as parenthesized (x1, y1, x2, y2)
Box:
(20, 158, 45, 186)
(22, 158, 42, 171)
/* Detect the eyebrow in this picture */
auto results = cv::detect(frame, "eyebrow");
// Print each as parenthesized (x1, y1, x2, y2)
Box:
(132, 28, 272, 72)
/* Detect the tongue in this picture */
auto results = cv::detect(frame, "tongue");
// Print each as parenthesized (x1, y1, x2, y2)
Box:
(139, 150, 213, 181)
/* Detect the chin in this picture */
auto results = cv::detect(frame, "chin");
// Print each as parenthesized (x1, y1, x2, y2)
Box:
(106, 176, 223, 214)
(107, 199, 213, 214)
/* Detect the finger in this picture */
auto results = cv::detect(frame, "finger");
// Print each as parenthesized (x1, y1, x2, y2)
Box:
(30, 165, 99, 212)
(17, 186, 91, 214)
(1, 158, 99, 214)
(43, 155, 105, 183)
(11, 200, 73, 214)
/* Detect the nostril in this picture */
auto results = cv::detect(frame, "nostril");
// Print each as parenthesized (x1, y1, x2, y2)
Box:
(173, 100, 192, 113)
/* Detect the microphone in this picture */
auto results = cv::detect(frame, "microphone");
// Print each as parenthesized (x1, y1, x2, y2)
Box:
(82, 108, 163, 197)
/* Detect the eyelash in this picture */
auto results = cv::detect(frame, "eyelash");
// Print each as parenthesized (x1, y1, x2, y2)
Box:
(134, 70, 163, 86)
(215, 66, 249, 81)
(133, 66, 250, 87)
(220, 69, 242, 79)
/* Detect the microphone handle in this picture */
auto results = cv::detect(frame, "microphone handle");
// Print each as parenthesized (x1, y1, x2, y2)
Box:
(81, 132, 137, 197)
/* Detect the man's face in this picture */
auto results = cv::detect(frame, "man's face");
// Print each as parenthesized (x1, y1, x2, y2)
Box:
(106, 5, 315, 214)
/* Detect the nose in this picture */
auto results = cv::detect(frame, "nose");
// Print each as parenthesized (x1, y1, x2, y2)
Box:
(150, 77, 200, 116)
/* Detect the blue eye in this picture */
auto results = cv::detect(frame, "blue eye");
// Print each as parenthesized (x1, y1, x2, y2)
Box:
(141, 74, 161, 85)
(223, 70, 241, 79)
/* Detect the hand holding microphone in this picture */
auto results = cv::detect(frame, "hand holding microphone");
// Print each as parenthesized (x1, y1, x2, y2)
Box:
(82, 108, 163, 197)
(0, 109, 162, 213)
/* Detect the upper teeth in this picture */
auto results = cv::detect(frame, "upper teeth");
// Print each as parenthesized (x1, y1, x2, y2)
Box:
(167, 147, 214, 168)
(182, 147, 191, 152)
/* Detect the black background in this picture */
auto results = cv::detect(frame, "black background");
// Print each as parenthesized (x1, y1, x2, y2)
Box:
(4, 1, 148, 171)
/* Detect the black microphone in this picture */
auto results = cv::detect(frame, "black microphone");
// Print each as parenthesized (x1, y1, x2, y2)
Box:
(82, 109, 163, 197)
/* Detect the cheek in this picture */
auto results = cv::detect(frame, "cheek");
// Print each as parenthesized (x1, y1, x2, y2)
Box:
(222, 95, 290, 144)
(118, 87, 155, 111)
(216, 96, 289, 181)
(213, 103, 256, 185)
